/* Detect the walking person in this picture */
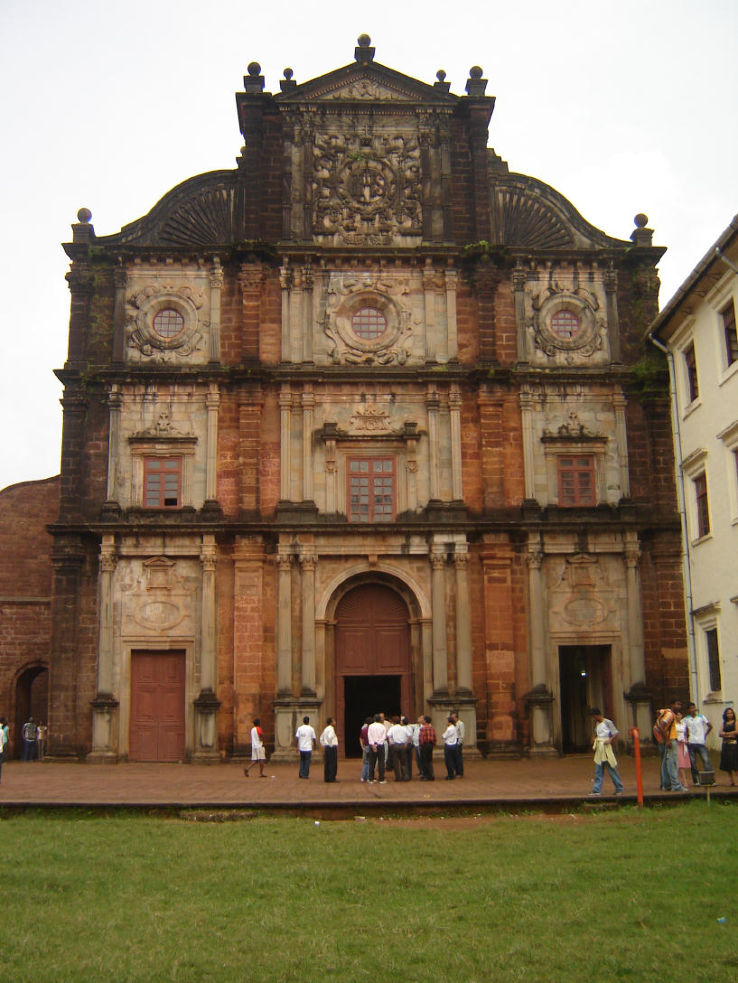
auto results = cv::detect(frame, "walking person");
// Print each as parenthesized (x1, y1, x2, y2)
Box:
(295, 715, 316, 779)
(589, 708, 625, 795)
(243, 718, 268, 777)
(320, 717, 339, 783)
(418, 715, 437, 781)
(719, 707, 738, 786)
(684, 702, 713, 784)
(22, 716, 35, 761)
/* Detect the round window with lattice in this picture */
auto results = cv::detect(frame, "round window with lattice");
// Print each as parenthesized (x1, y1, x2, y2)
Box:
(153, 308, 185, 340)
(351, 307, 387, 341)
(550, 309, 582, 341)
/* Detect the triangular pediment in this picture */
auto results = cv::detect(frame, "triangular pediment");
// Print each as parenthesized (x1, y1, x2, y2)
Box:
(275, 61, 458, 107)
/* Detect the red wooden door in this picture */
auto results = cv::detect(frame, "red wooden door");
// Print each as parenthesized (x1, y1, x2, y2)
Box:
(130, 651, 186, 761)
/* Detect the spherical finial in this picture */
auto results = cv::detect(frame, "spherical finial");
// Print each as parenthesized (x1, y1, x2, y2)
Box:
(77, 207, 92, 224)
(470, 66, 484, 79)
(247, 62, 261, 77)
(283, 67, 293, 80)
(634, 213, 649, 228)
(436, 70, 446, 82)
(357, 33, 371, 47)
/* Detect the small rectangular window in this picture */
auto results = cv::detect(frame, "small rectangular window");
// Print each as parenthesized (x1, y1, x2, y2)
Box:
(693, 471, 710, 538)
(706, 627, 722, 692)
(722, 300, 738, 367)
(684, 342, 699, 402)
(558, 456, 595, 506)
(348, 458, 395, 522)
(144, 457, 182, 508)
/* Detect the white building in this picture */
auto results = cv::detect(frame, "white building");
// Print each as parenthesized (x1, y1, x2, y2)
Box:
(649, 216, 738, 745)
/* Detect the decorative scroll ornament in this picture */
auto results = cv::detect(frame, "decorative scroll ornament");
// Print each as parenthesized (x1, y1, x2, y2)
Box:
(349, 404, 393, 434)
(312, 132, 422, 243)
(126, 283, 207, 359)
(528, 282, 606, 360)
(322, 271, 413, 365)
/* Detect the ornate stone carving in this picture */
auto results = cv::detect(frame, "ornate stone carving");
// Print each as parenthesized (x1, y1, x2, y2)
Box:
(349, 403, 393, 433)
(126, 283, 206, 359)
(312, 131, 422, 242)
(528, 280, 606, 361)
(322, 271, 413, 365)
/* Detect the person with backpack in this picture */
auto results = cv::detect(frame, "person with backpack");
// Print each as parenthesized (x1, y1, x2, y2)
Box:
(653, 700, 687, 792)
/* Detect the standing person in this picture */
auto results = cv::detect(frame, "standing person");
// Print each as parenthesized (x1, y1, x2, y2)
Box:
(366, 714, 387, 784)
(684, 703, 713, 784)
(22, 716, 35, 762)
(719, 707, 738, 786)
(387, 716, 410, 781)
(589, 709, 625, 795)
(418, 715, 437, 781)
(359, 716, 372, 782)
(320, 717, 339, 783)
(675, 711, 692, 789)
(442, 716, 460, 780)
(243, 718, 268, 778)
(36, 722, 47, 761)
(0, 717, 6, 784)
(408, 716, 421, 779)
(295, 716, 316, 779)
(654, 700, 686, 792)
(451, 711, 465, 777)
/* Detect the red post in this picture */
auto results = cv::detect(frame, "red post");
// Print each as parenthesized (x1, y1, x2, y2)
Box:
(630, 727, 644, 807)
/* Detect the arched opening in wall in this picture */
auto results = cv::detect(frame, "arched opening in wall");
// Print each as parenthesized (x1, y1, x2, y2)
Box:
(335, 583, 412, 758)
(559, 645, 612, 752)
(14, 665, 49, 760)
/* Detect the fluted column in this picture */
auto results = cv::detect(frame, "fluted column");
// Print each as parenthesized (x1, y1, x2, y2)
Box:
(208, 258, 223, 363)
(430, 546, 448, 695)
(277, 549, 293, 695)
(279, 387, 292, 502)
(300, 552, 316, 695)
(427, 388, 441, 501)
(449, 386, 463, 501)
(454, 550, 472, 693)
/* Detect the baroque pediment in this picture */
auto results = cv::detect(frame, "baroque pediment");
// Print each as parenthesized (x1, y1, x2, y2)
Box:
(275, 64, 458, 108)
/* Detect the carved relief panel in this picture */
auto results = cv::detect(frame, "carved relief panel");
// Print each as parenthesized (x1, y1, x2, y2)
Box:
(523, 269, 611, 367)
(118, 555, 199, 643)
(125, 267, 212, 365)
(546, 552, 624, 639)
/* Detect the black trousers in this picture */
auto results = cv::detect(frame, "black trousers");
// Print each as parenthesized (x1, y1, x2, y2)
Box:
(419, 742, 435, 780)
(323, 745, 338, 782)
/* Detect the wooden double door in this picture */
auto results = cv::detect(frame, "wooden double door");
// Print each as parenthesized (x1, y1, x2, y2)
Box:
(335, 584, 412, 757)
(129, 651, 186, 761)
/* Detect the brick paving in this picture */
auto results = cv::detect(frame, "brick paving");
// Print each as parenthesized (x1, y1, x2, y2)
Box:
(1, 754, 734, 812)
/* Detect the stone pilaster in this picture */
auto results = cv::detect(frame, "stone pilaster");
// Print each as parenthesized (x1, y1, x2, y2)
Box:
(623, 534, 652, 740)
(302, 390, 314, 503)
(208, 258, 223, 363)
(300, 551, 316, 695)
(525, 537, 555, 753)
(426, 388, 441, 501)
(89, 535, 119, 762)
(449, 386, 463, 501)
(430, 545, 448, 696)
(445, 268, 458, 361)
(279, 387, 292, 502)
(194, 535, 220, 761)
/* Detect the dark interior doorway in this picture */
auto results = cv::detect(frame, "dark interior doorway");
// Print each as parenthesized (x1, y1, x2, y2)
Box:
(14, 666, 48, 759)
(559, 645, 612, 752)
(343, 675, 401, 758)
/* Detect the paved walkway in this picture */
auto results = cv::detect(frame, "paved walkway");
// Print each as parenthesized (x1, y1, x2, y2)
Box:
(1, 755, 734, 812)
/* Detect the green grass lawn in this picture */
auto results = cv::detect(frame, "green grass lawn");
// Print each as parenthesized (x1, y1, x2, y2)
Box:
(1, 803, 735, 983)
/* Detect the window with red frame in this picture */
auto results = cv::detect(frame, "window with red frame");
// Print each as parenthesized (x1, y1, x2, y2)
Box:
(684, 342, 699, 402)
(722, 299, 738, 366)
(558, 456, 595, 506)
(348, 458, 395, 522)
(144, 457, 182, 508)
(693, 472, 710, 537)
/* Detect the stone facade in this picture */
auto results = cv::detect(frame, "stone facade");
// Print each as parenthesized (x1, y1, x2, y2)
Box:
(30, 37, 688, 761)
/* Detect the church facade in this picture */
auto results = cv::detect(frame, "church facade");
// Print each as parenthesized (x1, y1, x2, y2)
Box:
(45, 37, 687, 762)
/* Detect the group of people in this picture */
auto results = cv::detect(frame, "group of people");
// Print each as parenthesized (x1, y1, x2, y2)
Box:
(0, 716, 46, 777)
(590, 699, 738, 795)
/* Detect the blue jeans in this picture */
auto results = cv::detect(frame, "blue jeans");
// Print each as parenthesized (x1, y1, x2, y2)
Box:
(23, 739, 35, 762)
(688, 744, 711, 782)
(298, 750, 311, 778)
(360, 747, 371, 781)
(663, 739, 685, 791)
(593, 760, 624, 793)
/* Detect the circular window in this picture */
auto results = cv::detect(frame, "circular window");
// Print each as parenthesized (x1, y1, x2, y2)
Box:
(152, 308, 185, 339)
(550, 309, 581, 340)
(351, 307, 387, 341)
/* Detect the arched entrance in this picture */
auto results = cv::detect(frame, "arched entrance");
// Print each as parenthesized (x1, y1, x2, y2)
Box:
(335, 583, 411, 757)
(14, 665, 49, 759)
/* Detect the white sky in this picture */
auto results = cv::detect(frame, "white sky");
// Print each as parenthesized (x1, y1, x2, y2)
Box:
(1, 0, 736, 491)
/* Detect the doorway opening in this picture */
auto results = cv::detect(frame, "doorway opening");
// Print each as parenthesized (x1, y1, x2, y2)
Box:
(343, 675, 402, 758)
(129, 650, 186, 761)
(559, 645, 612, 752)
(14, 666, 48, 759)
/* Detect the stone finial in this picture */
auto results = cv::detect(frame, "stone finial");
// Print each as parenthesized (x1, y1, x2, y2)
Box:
(77, 208, 92, 224)
(355, 33, 375, 63)
(630, 213, 654, 247)
(434, 69, 451, 93)
(465, 65, 488, 97)
(243, 61, 265, 92)
(280, 67, 297, 92)
(72, 207, 94, 242)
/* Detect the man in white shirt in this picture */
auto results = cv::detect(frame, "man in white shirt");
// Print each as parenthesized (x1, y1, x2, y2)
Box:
(684, 702, 713, 784)
(366, 714, 388, 784)
(589, 708, 624, 795)
(319, 717, 339, 783)
(295, 716, 317, 779)
(442, 716, 460, 780)
(387, 716, 411, 781)
(451, 711, 465, 777)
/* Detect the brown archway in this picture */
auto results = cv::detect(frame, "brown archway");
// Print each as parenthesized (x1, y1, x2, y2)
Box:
(335, 583, 411, 757)
(14, 665, 49, 759)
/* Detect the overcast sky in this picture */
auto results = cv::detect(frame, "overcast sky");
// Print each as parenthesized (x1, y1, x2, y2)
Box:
(1, 0, 736, 491)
